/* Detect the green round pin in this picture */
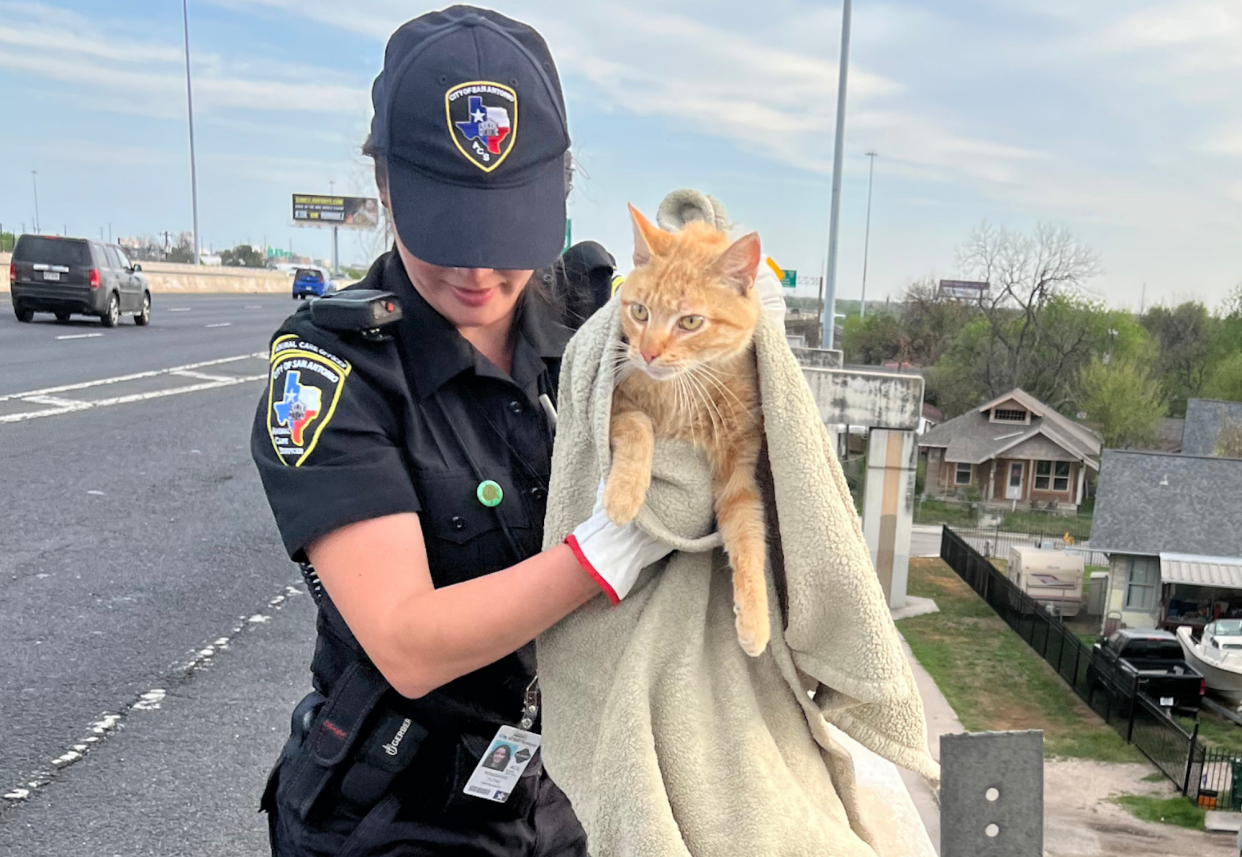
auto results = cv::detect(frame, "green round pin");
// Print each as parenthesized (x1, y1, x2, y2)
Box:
(476, 480, 504, 508)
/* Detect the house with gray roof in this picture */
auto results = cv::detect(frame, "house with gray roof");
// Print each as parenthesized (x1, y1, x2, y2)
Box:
(1091, 449, 1242, 632)
(1182, 398, 1242, 457)
(918, 389, 1101, 512)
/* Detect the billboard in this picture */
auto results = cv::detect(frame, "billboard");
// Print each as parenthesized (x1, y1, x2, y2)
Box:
(291, 195, 380, 230)
(937, 279, 990, 301)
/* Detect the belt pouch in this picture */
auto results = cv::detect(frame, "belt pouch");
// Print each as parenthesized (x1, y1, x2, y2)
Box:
(280, 662, 389, 821)
(337, 708, 428, 811)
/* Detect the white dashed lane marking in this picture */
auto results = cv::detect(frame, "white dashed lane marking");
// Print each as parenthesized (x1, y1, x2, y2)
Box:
(205, 322, 231, 328)
(55, 333, 103, 341)
(0, 353, 268, 424)
(167, 307, 191, 312)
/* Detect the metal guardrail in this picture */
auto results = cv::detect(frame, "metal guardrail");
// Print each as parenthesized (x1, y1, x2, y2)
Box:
(940, 526, 1204, 800)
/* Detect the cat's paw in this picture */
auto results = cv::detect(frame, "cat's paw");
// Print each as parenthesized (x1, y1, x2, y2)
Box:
(602, 473, 645, 526)
(735, 605, 770, 658)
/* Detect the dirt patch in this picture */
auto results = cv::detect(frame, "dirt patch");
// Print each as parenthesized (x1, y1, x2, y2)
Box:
(1045, 759, 1234, 856)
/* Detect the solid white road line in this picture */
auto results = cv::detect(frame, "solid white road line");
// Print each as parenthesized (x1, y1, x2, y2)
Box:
(55, 333, 103, 341)
(170, 369, 237, 382)
(0, 353, 266, 403)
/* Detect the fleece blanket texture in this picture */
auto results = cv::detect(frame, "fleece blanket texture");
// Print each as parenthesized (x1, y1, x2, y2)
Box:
(538, 297, 940, 857)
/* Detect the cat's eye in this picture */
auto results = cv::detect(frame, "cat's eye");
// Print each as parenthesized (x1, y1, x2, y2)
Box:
(630, 304, 649, 322)
(679, 315, 704, 331)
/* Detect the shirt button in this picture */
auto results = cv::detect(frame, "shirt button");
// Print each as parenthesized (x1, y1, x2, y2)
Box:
(529, 486, 546, 501)
(508, 400, 524, 415)
(450, 516, 466, 531)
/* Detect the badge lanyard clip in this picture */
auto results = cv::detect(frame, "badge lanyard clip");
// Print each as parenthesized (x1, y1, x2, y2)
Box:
(520, 675, 540, 731)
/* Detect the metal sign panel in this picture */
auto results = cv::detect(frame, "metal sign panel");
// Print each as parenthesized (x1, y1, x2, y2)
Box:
(938, 279, 990, 300)
(291, 195, 380, 230)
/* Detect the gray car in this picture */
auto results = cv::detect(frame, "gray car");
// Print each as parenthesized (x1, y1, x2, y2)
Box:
(10, 235, 151, 327)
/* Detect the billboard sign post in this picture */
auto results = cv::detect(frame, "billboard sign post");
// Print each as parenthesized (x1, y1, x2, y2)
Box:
(291, 194, 381, 278)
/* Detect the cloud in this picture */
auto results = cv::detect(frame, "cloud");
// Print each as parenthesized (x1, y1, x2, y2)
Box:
(0, 1, 367, 118)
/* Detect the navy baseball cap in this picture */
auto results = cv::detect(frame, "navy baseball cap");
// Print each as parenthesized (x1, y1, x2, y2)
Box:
(370, 6, 570, 270)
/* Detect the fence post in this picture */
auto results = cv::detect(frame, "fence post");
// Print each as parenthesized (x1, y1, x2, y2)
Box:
(1183, 721, 1201, 796)
(1126, 681, 1138, 743)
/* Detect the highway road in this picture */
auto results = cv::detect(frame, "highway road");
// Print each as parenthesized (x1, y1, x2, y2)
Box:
(0, 294, 315, 854)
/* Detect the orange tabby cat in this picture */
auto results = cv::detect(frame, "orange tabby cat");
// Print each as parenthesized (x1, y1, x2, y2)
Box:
(604, 204, 769, 656)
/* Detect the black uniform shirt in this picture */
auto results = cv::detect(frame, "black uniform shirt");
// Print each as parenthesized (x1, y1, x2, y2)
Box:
(252, 250, 571, 726)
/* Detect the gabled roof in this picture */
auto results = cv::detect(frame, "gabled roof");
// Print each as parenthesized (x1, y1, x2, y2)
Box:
(1183, 398, 1242, 457)
(919, 388, 1101, 466)
(1092, 450, 1242, 558)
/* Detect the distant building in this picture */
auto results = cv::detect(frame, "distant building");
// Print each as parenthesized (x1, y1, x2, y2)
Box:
(918, 388, 1101, 512)
(1181, 398, 1242, 457)
(937, 279, 989, 301)
(1092, 450, 1242, 632)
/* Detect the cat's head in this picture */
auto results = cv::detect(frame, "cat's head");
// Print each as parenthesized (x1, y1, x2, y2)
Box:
(618, 204, 761, 381)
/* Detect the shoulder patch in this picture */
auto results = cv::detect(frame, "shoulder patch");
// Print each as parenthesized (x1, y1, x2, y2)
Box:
(267, 335, 352, 467)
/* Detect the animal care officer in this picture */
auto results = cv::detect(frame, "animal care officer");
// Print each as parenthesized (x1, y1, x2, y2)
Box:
(251, 7, 670, 855)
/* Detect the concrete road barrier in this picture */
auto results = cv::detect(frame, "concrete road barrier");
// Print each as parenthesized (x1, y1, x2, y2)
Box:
(0, 253, 352, 295)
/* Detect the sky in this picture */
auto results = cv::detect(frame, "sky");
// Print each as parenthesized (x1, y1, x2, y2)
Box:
(0, 0, 1239, 309)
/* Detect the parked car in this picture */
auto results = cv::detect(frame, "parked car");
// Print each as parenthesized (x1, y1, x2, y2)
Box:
(292, 267, 333, 299)
(10, 235, 151, 327)
(1091, 628, 1206, 712)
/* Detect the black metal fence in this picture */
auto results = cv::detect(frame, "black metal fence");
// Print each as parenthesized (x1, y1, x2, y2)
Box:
(940, 526, 1204, 799)
(1197, 745, 1242, 811)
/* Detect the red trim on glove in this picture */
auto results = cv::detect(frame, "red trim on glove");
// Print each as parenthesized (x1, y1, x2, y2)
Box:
(565, 534, 620, 606)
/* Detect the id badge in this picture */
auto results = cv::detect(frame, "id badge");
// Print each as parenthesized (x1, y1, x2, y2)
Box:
(462, 726, 541, 803)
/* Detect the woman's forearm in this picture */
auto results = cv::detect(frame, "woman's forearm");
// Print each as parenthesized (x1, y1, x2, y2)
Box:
(383, 544, 599, 698)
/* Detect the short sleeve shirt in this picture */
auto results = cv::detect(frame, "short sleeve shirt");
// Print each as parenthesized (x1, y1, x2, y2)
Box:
(252, 250, 571, 723)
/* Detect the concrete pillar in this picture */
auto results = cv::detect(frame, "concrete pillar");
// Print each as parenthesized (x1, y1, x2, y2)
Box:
(864, 428, 918, 609)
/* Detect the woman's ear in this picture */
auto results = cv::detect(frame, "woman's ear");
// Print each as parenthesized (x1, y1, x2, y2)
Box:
(629, 204, 671, 268)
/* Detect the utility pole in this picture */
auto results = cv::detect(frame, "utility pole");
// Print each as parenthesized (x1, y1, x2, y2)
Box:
(108, 222, 112, 242)
(820, 0, 852, 349)
(31, 170, 41, 233)
(182, 0, 201, 265)
(1140, 282, 1146, 315)
(859, 150, 877, 319)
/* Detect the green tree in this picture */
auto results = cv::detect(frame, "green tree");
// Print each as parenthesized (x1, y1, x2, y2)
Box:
(1205, 353, 1242, 403)
(1075, 356, 1167, 449)
(220, 244, 267, 268)
(841, 311, 903, 365)
(1140, 301, 1222, 416)
(0, 231, 14, 253)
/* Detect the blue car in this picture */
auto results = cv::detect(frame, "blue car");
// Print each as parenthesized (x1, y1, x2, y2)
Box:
(292, 267, 332, 300)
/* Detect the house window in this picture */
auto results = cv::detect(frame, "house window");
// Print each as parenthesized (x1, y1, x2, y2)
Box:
(993, 408, 1027, 423)
(1124, 557, 1159, 611)
(1054, 461, 1071, 492)
(955, 462, 972, 485)
(1035, 461, 1052, 490)
(1034, 461, 1073, 492)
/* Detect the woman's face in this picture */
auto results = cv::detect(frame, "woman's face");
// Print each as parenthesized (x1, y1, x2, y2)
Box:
(491, 748, 507, 765)
(395, 230, 533, 332)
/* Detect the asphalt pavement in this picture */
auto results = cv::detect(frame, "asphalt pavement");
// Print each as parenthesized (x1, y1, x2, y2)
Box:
(0, 293, 314, 853)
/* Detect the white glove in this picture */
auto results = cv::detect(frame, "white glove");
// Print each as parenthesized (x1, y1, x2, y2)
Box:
(565, 484, 673, 604)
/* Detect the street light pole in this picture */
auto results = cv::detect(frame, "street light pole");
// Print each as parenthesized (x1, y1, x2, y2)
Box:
(860, 149, 877, 319)
(182, 0, 201, 266)
(820, 0, 852, 350)
(31, 170, 40, 233)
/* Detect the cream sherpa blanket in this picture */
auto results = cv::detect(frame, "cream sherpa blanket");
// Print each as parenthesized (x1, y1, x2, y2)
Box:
(539, 297, 940, 857)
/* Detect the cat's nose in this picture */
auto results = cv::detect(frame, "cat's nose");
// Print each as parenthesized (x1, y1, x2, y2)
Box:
(641, 349, 661, 364)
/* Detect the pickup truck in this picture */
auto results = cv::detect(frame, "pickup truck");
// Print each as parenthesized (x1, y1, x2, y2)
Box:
(1091, 629, 1206, 711)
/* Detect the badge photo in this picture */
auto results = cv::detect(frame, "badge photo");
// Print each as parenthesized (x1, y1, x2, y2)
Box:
(445, 80, 518, 172)
(267, 336, 351, 467)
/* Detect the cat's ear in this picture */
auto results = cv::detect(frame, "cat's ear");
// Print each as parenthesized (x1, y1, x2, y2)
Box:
(709, 231, 762, 294)
(629, 204, 672, 267)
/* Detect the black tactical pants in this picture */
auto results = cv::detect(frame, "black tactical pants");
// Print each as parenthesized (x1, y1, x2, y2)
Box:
(265, 717, 589, 857)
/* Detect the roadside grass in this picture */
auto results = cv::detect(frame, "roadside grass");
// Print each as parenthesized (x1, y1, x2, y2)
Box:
(1142, 772, 1167, 783)
(912, 499, 978, 529)
(899, 558, 1140, 763)
(998, 509, 1093, 538)
(1176, 709, 1242, 753)
(1110, 795, 1206, 830)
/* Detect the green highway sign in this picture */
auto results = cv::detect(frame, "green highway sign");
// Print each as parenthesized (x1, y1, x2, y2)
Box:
(780, 268, 797, 289)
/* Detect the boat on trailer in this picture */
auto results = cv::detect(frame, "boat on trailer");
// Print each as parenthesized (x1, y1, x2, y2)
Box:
(1177, 620, 1242, 707)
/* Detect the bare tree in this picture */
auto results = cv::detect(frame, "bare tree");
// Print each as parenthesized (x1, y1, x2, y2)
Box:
(953, 222, 1103, 399)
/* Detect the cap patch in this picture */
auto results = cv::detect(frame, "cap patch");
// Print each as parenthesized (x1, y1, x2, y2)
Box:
(446, 81, 518, 172)
(267, 335, 351, 467)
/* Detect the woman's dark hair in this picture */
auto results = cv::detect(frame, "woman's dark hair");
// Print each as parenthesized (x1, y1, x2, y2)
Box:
(361, 133, 388, 192)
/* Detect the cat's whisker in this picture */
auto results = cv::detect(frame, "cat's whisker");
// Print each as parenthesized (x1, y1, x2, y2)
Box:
(692, 364, 753, 418)
(683, 370, 721, 448)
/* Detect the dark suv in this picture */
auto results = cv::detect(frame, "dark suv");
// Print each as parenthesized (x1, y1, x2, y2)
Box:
(10, 235, 151, 327)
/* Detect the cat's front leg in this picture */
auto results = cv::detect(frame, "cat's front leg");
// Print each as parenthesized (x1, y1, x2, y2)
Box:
(603, 407, 655, 526)
(713, 438, 769, 657)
